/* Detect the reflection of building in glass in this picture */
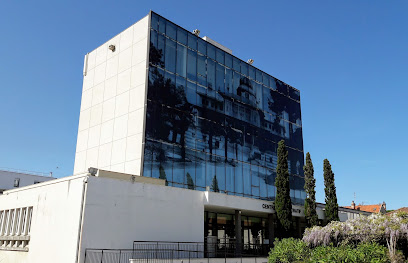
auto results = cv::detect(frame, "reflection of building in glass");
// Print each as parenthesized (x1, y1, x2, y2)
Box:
(144, 12, 305, 204)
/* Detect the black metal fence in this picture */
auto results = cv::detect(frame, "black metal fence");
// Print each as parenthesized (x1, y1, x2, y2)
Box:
(133, 240, 272, 258)
(84, 240, 271, 263)
(84, 249, 134, 263)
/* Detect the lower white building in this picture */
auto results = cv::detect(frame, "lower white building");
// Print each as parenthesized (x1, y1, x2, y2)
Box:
(0, 169, 54, 194)
(0, 169, 369, 263)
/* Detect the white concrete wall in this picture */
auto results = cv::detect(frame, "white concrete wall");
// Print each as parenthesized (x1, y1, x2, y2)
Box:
(0, 170, 54, 192)
(0, 175, 86, 263)
(74, 14, 150, 176)
(78, 176, 205, 263)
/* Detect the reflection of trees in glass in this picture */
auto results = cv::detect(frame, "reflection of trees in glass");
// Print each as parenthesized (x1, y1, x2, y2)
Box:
(147, 44, 195, 159)
(211, 175, 220, 192)
(186, 172, 195, 190)
(159, 165, 168, 186)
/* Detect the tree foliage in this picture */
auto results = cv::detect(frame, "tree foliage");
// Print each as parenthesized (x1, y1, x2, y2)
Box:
(275, 140, 292, 233)
(159, 165, 168, 186)
(186, 172, 195, 190)
(211, 175, 220, 192)
(323, 159, 339, 223)
(303, 152, 318, 227)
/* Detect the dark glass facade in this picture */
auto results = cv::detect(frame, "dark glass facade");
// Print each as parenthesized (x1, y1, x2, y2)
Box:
(143, 12, 305, 204)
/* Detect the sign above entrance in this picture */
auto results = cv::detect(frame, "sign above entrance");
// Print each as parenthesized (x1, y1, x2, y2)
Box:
(262, 204, 302, 215)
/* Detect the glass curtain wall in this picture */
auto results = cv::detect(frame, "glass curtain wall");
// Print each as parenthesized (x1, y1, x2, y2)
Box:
(143, 12, 305, 204)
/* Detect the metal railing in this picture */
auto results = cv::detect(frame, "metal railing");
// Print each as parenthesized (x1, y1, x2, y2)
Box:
(84, 249, 134, 263)
(133, 240, 272, 258)
(84, 240, 271, 263)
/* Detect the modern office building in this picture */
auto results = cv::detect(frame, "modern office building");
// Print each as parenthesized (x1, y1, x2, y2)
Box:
(0, 11, 367, 263)
(74, 11, 305, 204)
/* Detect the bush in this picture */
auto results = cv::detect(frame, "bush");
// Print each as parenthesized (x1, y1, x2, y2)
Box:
(268, 238, 310, 263)
(268, 239, 392, 263)
(309, 242, 390, 263)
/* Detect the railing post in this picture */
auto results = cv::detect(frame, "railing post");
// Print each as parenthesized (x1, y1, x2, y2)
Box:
(101, 250, 104, 263)
(84, 249, 87, 263)
(119, 249, 122, 263)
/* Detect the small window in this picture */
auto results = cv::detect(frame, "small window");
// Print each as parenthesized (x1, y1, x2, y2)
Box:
(14, 178, 20, 187)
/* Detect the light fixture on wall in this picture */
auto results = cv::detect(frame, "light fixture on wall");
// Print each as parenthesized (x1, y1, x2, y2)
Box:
(88, 167, 98, 176)
(109, 45, 116, 52)
(193, 29, 200, 36)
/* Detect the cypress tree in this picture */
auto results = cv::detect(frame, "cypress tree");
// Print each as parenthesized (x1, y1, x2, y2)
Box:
(275, 140, 292, 233)
(303, 152, 318, 227)
(211, 175, 220, 192)
(159, 165, 168, 186)
(323, 159, 339, 222)
(186, 172, 195, 190)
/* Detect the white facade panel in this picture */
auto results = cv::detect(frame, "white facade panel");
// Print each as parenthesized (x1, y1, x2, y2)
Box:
(78, 176, 204, 262)
(74, 14, 150, 176)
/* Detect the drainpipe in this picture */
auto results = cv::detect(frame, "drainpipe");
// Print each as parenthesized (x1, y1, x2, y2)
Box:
(75, 176, 89, 263)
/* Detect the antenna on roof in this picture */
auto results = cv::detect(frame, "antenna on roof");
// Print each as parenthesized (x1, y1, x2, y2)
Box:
(354, 192, 356, 202)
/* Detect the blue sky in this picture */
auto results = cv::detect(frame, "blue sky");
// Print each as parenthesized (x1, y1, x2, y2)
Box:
(0, 1, 407, 209)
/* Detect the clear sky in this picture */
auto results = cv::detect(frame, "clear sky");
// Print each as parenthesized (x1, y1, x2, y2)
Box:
(0, 1, 407, 209)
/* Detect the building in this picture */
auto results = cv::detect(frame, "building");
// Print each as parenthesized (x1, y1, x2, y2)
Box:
(0, 11, 366, 263)
(386, 207, 408, 216)
(74, 11, 305, 205)
(0, 168, 54, 194)
(344, 201, 387, 214)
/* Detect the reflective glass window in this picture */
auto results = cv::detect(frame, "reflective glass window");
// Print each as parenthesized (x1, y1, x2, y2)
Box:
(276, 79, 288, 95)
(225, 68, 233, 94)
(233, 57, 240, 72)
(243, 163, 251, 196)
(187, 49, 197, 81)
(259, 166, 267, 199)
(177, 27, 187, 45)
(262, 73, 269, 87)
(165, 38, 176, 73)
(207, 44, 216, 60)
(216, 158, 226, 192)
(166, 22, 177, 40)
(173, 145, 185, 184)
(226, 159, 234, 193)
(158, 17, 166, 34)
(186, 81, 197, 105)
(216, 49, 225, 65)
(176, 43, 187, 77)
(198, 38, 207, 55)
(188, 33, 197, 50)
(255, 82, 263, 110)
(216, 63, 225, 93)
(206, 154, 216, 190)
(157, 34, 166, 66)
(143, 140, 153, 177)
(251, 165, 260, 197)
(256, 69, 262, 82)
(249, 66, 255, 80)
(289, 87, 300, 101)
(151, 13, 159, 31)
(185, 148, 196, 189)
(266, 169, 276, 200)
(241, 61, 248, 76)
(225, 53, 232, 69)
(235, 161, 243, 194)
(207, 59, 215, 90)
(196, 151, 206, 188)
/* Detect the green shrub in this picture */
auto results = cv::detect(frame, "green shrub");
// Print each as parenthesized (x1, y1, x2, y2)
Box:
(309, 242, 390, 263)
(268, 238, 310, 263)
(268, 239, 392, 263)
